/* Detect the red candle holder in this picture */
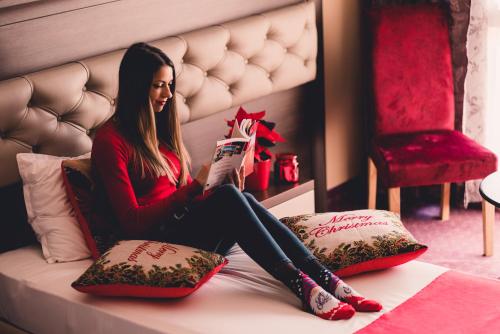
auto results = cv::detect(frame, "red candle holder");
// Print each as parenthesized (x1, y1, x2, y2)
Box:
(275, 153, 299, 183)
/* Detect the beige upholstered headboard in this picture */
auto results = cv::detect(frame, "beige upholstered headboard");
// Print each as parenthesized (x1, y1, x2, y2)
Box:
(0, 1, 317, 187)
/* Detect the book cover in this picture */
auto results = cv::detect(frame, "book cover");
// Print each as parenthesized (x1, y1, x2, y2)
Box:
(203, 119, 256, 192)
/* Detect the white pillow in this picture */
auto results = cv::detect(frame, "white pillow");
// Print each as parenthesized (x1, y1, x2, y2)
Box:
(16, 152, 92, 263)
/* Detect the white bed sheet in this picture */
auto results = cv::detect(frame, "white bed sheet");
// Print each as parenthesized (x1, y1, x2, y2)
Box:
(0, 244, 447, 334)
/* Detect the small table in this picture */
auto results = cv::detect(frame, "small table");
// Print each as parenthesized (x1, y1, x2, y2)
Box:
(479, 171, 500, 256)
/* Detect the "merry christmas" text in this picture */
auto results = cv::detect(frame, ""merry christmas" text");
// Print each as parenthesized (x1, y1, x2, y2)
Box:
(128, 241, 178, 262)
(309, 214, 389, 238)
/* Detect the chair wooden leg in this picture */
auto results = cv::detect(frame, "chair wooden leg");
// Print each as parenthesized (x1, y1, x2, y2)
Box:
(368, 158, 377, 209)
(440, 183, 450, 221)
(388, 187, 400, 215)
(482, 199, 494, 256)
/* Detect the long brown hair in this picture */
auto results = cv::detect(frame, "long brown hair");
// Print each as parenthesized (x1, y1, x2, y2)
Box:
(115, 42, 190, 185)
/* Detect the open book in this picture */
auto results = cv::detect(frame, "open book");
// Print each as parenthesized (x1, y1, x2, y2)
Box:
(203, 119, 257, 192)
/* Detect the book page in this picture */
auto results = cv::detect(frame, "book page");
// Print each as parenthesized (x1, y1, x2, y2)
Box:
(232, 119, 256, 176)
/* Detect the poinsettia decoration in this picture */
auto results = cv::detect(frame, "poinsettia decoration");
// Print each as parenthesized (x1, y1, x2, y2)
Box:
(227, 106, 285, 162)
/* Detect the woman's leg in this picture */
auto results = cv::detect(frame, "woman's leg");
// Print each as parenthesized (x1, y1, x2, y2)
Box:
(241, 192, 382, 312)
(163, 184, 355, 320)
(240, 192, 315, 263)
(164, 186, 291, 267)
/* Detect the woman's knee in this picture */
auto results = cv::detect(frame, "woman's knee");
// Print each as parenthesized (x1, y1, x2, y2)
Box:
(242, 191, 257, 202)
(215, 183, 242, 198)
(208, 184, 249, 208)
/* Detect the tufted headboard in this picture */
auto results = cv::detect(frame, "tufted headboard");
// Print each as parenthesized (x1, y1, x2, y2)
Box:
(0, 1, 317, 187)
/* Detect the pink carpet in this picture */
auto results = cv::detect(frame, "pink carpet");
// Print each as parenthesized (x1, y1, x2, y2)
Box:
(402, 204, 500, 280)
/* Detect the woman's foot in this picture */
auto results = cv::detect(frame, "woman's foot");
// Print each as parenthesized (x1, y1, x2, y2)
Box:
(319, 269, 382, 312)
(288, 271, 355, 320)
(333, 279, 382, 312)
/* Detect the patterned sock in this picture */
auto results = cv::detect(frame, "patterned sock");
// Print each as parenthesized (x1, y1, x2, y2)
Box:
(318, 268, 382, 312)
(300, 259, 382, 312)
(287, 271, 355, 320)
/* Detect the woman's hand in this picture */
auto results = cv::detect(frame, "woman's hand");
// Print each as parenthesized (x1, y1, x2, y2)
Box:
(195, 164, 210, 187)
(224, 165, 245, 191)
(238, 165, 246, 191)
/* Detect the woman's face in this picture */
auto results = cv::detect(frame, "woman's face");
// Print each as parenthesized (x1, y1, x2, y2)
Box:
(149, 65, 174, 113)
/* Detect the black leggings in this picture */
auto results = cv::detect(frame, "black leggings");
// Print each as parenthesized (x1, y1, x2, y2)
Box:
(158, 184, 315, 276)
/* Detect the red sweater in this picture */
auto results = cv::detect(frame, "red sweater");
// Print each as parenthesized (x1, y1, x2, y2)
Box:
(91, 120, 202, 238)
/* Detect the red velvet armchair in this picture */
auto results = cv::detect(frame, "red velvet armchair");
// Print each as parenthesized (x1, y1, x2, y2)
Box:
(367, 5, 497, 254)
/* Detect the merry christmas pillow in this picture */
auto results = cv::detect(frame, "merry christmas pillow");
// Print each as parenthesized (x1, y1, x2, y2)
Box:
(72, 240, 228, 298)
(280, 210, 427, 277)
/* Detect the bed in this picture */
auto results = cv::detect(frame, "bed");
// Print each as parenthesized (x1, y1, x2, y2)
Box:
(2, 242, 500, 334)
(1, 1, 500, 333)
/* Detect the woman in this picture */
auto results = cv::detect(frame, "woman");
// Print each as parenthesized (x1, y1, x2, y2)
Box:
(92, 42, 381, 321)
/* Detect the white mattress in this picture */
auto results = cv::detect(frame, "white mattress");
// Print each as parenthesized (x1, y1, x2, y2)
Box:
(0, 244, 447, 334)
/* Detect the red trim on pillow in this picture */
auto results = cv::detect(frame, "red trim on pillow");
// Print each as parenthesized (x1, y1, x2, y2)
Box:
(61, 165, 100, 259)
(334, 247, 428, 278)
(72, 259, 228, 298)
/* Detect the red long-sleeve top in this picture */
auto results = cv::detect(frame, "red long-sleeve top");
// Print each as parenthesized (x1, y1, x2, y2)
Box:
(91, 120, 202, 238)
